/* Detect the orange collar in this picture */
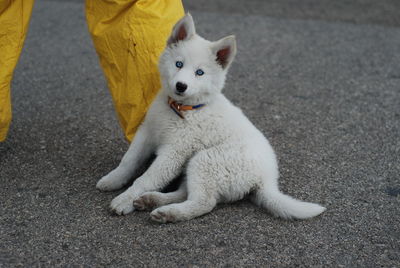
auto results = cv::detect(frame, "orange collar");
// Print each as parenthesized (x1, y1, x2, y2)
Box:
(168, 96, 205, 119)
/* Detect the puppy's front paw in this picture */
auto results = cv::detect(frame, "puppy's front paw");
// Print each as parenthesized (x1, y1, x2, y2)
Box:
(96, 172, 125, 192)
(97, 175, 115, 191)
(110, 192, 135, 215)
(150, 207, 178, 223)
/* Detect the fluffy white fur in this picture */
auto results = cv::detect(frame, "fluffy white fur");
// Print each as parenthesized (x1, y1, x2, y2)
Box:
(96, 14, 326, 223)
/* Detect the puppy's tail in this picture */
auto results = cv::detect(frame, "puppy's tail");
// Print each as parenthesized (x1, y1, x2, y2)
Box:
(253, 185, 326, 220)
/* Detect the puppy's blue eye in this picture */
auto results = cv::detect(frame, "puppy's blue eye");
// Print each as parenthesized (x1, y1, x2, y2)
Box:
(175, 61, 183, 68)
(195, 69, 204, 76)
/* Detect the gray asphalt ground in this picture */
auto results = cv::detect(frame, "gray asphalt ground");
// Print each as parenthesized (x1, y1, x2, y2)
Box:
(1, 0, 399, 267)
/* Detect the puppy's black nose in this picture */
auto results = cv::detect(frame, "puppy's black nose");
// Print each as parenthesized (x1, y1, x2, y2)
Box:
(176, 82, 187, 93)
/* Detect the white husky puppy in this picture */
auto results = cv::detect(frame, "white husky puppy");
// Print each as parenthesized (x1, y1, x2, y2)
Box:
(96, 14, 326, 223)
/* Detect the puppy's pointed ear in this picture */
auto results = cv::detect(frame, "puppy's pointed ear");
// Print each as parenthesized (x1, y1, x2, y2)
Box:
(211, 35, 237, 69)
(167, 13, 196, 46)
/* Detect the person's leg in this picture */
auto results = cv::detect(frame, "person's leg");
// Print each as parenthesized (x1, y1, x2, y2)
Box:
(85, 0, 184, 142)
(0, 0, 35, 142)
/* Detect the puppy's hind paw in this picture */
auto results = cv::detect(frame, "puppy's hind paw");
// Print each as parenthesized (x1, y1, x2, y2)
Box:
(150, 208, 178, 223)
(133, 194, 157, 211)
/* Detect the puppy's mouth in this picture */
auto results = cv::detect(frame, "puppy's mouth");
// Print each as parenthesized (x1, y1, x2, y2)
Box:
(174, 91, 185, 97)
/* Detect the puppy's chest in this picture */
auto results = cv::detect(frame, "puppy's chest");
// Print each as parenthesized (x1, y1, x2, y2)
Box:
(148, 103, 219, 148)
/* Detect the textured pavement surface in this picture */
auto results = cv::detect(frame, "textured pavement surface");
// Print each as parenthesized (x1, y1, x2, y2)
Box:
(1, 0, 399, 267)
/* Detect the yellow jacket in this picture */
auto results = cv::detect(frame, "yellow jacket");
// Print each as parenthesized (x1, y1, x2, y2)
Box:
(0, 0, 184, 142)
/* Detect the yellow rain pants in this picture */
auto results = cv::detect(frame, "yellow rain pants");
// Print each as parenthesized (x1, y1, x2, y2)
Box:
(0, 0, 184, 142)
(86, 0, 184, 141)
(0, 0, 34, 142)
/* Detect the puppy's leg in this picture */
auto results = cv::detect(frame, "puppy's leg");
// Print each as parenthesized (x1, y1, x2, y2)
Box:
(150, 155, 218, 223)
(97, 125, 154, 191)
(133, 182, 187, 211)
(110, 146, 190, 215)
(150, 187, 216, 223)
